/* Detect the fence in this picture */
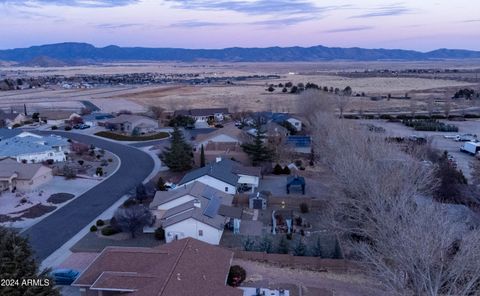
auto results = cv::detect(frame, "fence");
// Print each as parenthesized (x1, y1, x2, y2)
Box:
(233, 250, 360, 273)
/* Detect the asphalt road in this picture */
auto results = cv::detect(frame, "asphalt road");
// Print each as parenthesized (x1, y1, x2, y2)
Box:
(21, 132, 155, 261)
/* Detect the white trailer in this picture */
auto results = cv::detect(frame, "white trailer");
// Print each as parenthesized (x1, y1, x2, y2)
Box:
(460, 141, 480, 155)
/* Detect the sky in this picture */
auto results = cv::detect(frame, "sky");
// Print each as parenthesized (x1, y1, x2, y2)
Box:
(0, 0, 479, 51)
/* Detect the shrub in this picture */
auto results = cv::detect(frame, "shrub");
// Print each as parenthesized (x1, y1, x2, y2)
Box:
(286, 233, 293, 240)
(295, 216, 303, 226)
(294, 160, 303, 167)
(101, 225, 120, 236)
(78, 160, 84, 166)
(64, 126, 72, 131)
(90, 225, 98, 232)
(110, 216, 121, 231)
(299, 202, 309, 213)
(283, 166, 291, 175)
(293, 240, 307, 256)
(227, 265, 246, 287)
(379, 114, 393, 120)
(96, 219, 105, 227)
(154, 227, 165, 240)
(51, 125, 58, 130)
(45, 159, 54, 165)
(96, 167, 104, 177)
(107, 158, 113, 162)
(277, 236, 289, 254)
(273, 164, 283, 175)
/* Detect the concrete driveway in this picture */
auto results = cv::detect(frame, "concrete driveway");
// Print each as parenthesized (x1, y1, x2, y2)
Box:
(21, 131, 155, 261)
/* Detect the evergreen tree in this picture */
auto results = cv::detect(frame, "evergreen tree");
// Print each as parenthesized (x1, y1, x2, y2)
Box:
(293, 239, 307, 256)
(160, 127, 193, 171)
(277, 236, 289, 254)
(241, 120, 274, 166)
(200, 144, 206, 167)
(312, 236, 324, 257)
(0, 226, 59, 296)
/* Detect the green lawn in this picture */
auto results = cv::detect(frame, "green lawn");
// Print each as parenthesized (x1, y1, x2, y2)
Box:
(95, 131, 169, 141)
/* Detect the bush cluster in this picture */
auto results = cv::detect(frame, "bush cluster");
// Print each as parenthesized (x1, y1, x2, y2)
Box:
(402, 119, 458, 132)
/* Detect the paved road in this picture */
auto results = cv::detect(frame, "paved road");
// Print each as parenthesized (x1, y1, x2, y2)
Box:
(21, 132, 155, 261)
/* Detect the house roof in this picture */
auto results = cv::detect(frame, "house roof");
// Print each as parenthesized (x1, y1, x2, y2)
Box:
(0, 128, 21, 140)
(0, 133, 68, 157)
(218, 205, 243, 219)
(150, 181, 232, 209)
(0, 158, 52, 180)
(174, 108, 229, 117)
(72, 238, 242, 296)
(195, 123, 245, 145)
(0, 113, 22, 121)
(159, 183, 234, 230)
(106, 114, 156, 125)
(179, 159, 260, 186)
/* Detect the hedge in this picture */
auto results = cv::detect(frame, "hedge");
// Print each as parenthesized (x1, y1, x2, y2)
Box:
(101, 225, 120, 236)
(95, 131, 169, 141)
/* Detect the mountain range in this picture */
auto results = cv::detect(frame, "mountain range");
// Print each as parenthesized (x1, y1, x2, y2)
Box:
(1, 42, 480, 65)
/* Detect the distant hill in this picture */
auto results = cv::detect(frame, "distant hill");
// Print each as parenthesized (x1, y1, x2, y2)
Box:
(20, 56, 68, 67)
(1, 42, 480, 64)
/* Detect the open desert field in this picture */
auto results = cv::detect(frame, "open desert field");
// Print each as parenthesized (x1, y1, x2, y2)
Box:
(1, 61, 479, 114)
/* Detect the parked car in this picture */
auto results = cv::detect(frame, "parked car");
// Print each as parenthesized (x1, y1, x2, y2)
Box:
(50, 269, 79, 285)
(454, 134, 477, 142)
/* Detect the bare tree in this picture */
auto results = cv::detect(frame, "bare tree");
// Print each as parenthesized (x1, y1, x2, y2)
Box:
(309, 108, 480, 296)
(443, 98, 452, 118)
(336, 94, 350, 118)
(114, 203, 153, 238)
(426, 96, 435, 117)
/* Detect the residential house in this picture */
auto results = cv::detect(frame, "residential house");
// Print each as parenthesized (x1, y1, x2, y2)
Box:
(81, 112, 114, 127)
(194, 123, 249, 165)
(174, 108, 229, 124)
(178, 158, 261, 194)
(0, 132, 69, 163)
(0, 112, 29, 128)
(0, 128, 21, 141)
(39, 110, 80, 126)
(72, 238, 242, 296)
(254, 112, 303, 132)
(0, 158, 53, 192)
(246, 121, 290, 145)
(105, 114, 159, 135)
(147, 181, 236, 244)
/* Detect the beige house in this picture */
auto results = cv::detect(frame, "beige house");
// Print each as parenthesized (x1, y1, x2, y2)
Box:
(0, 113, 29, 128)
(105, 114, 159, 135)
(194, 123, 250, 165)
(39, 110, 80, 125)
(0, 158, 53, 192)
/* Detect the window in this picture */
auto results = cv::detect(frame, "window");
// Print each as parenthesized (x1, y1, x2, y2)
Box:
(225, 187, 228, 192)
(198, 230, 203, 236)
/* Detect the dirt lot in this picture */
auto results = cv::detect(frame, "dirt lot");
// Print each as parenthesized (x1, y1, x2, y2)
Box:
(1, 61, 479, 115)
(234, 259, 381, 296)
(356, 119, 480, 179)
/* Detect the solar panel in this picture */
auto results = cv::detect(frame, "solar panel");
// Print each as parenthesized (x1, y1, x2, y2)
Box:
(203, 196, 221, 218)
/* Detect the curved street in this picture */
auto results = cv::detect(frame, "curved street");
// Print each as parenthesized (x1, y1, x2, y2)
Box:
(21, 132, 155, 261)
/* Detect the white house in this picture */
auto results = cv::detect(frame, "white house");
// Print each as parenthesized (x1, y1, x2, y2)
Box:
(178, 158, 261, 194)
(0, 132, 69, 163)
(147, 181, 235, 245)
(286, 117, 302, 132)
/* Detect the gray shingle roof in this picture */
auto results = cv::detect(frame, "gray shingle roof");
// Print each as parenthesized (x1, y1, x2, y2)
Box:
(150, 181, 231, 209)
(158, 182, 234, 230)
(0, 158, 51, 180)
(178, 159, 239, 186)
(0, 128, 21, 141)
